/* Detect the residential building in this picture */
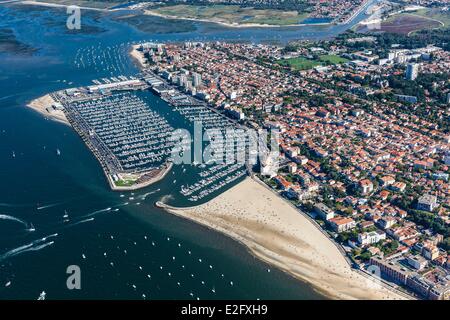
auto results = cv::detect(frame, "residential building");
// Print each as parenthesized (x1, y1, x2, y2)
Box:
(328, 216, 356, 233)
(406, 63, 419, 81)
(359, 179, 374, 195)
(417, 194, 438, 212)
(358, 230, 386, 246)
(370, 256, 410, 285)
(407, 255, 428, 271)
(314, 203, 335, 221)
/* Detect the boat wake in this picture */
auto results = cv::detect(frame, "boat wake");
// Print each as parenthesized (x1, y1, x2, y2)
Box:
(64, 217, 95, 228)
(82, 207, 112, 219)
(139, 189, 161, 200)
(0, 234, 58, 262)
(37, 201, 66, 211)
(0, 214, 29, 228)
(0, 202, 33, 208)
(159, 194, 174, 204)
(0, 214, 35, 232)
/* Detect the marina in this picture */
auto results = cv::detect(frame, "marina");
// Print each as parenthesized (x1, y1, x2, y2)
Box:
(141, 69, 251, 202)
(36, 64, 251, 197)
(51, 81, 176, 190)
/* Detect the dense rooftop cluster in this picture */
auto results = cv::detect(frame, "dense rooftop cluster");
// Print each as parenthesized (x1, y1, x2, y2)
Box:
(140, 31, 449, 299)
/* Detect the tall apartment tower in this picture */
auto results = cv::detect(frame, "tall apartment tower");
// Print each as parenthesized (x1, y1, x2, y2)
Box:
(406, 63, 419, 81)
(193, 73, 202, 88)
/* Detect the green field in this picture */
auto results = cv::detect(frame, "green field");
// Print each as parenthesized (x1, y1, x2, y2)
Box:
(150, 4, 309, 26)
(277, 55, 349, 70)
(411, 8, 450, 29)
(114, 179, 136, 187)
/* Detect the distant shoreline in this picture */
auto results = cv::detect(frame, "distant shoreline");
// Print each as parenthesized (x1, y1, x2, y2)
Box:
(143, 9, 334, 28)
(11, 0, 373, 29)
(18, 0, 110, 11)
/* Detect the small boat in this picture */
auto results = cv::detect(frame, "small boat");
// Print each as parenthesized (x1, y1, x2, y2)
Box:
(56, 149, 61, 156)
(12, 151, 16, 158)
(5, 281, 11, 287)
(37, 291, 46, 300)
(28, 223, 36, 232)
(63, 210, 69, 219)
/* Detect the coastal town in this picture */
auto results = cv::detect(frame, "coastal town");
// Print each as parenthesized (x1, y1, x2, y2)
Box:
(134, 27, 449, 299)
(7, 0, 449, 303)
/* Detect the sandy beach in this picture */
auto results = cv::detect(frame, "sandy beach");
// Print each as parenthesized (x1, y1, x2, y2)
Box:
(161, 177, 409, 300)
(129, 45, 147, 69)
(27, 94, 70, 126)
